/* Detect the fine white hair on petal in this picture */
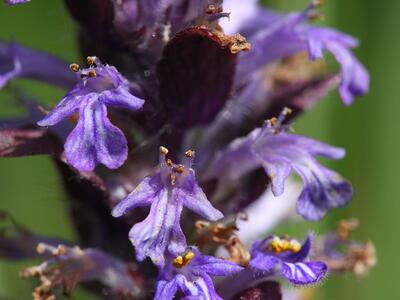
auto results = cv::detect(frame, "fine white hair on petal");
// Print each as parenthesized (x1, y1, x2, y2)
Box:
(219, 0, 259, 35)
(236, 179, 301, 246)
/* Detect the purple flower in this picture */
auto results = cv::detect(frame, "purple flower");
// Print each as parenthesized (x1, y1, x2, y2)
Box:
(37, 57, 145, 171)
(230, 1, 369, 105)
(0, 41, 76, 89)
(112, 147, 223, 266)
(249, 234, 327, 285)
(155, 247, 243, 300)
(4, 0, 30, 5)
(205, 109, 353, 221)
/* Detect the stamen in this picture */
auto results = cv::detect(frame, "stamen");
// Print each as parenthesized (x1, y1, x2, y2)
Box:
(206, 4, 216, 14)
(185, 150, 194, 158)
(69, 63, 80, 73)
(159, 146, 169, 155)
(270, 236, 301, 253)
(172, 250, 195, 268)
(170, 173, 176, 186)
(337, 218, 359, 240)
(88, 69, 97, 78)
(172, 255, 183, 268)
(86, 56, 96, 66)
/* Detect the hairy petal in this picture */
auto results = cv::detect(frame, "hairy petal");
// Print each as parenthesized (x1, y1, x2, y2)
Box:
(281, 261, 327, 285)
(154, 278, 180, 300)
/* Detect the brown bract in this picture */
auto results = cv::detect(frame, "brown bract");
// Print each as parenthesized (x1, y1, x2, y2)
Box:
(157, 27, 246, 127)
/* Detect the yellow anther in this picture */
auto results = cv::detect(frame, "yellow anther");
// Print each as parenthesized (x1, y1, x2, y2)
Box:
(172, 256, 184, 268)
(185, 150, 194, 158)
(289, 240, 302, 253)
(183, 250, 195, 265)
(88, 69, 97, 78)
(69, 63, 80, 73)
(159, 146, 169, 155)
(86, 56, 96, 66)
(270, 236, 301, 253)
(173, 250, 195, 268)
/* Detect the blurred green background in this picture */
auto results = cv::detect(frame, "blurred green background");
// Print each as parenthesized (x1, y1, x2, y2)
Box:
(0, 0, 397, 299)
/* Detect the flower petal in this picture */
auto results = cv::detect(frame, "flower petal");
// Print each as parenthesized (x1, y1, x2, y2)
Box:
(0, 41, 76, 88)
(179, 171, 223, 221)
(99, 85, 145, 111)
(37, 88, 84, 126)
(249, 253, 280, 273)
(129, 188, 186, 266)
(193, 251, 244, 276)
(236, 5, 369, 104)
(154, 278, 179, 300)
(294, 162, 353, 221)
(64, 99, 128, 171)
(281, 261, 327, 285)
(111, 174, 162, 217)
(260, 156, 292, 196)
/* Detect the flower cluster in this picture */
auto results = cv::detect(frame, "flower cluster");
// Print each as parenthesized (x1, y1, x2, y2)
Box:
(0, 0, 376, 299)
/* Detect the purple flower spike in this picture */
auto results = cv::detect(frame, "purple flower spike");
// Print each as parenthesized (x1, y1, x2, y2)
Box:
(250, 234, 327, 285)
(236, 1, 369, 105)
(0, 41, 76, 89)
(37, 57, 145, 171)
(5, 0, 30, 5)
(205, 109, 353, 221)
(112, 147, 223, 266)
(155, 247, 243, 300)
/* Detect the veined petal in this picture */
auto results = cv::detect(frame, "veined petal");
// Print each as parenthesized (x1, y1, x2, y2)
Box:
(193, 252, 244, 276)
(154, 278, 179, 300)
(111, 174, 162, 217)
(249, 252, 280, 272)
(236, 4, 369, 104)
(254, 131, 352, 220)
(64, 98, 128, 171)
(260, 156, 292, 196)
(93, 102, 128, 169)
(324, 41, 369, 105)
(281, 261, 327, 285)
(294, 160, 353, 221)
(99, 85, 145, 111)
(179, 171, 223, 221)
(177, 274, 222, 300)
(37, 87, 84, 126)
(129, 188, 186, 266)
